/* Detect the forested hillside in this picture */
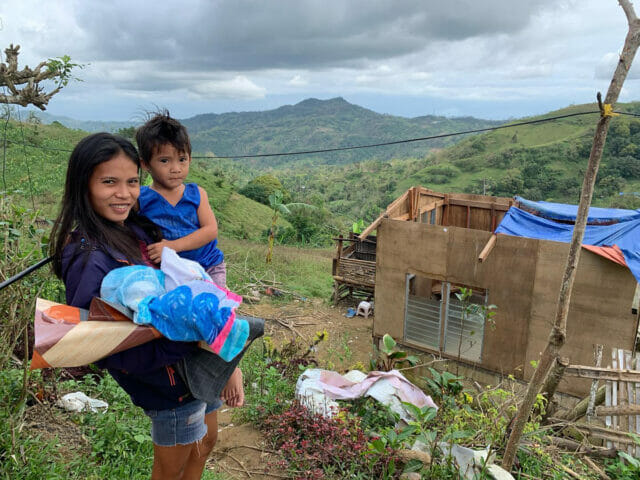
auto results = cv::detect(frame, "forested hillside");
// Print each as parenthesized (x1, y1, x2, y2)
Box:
(251, 102, 640, 222)
(180, 97, 501, 165)
(8, 100, 640, 247)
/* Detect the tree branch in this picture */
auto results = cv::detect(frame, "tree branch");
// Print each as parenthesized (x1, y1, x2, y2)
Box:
(0, 44, 72, 110)
(501, 0, 640, 470)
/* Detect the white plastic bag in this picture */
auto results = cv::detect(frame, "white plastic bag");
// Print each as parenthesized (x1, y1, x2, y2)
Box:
(56, 391, 108, 413)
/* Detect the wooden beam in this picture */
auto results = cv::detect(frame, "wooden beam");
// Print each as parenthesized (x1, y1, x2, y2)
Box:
(358, 189, 412, 240)
(358, 213, 385, 240)
(417, 186, 445, 198)
(595, 405, 640, 417)
(386, 190, 410, 212)
(448, 198, 511, 211)
(564, 365, 640, 382)
(478, 234, 497, 263)
(571, 423, 639, 445)
(332, 275, 375, 288)
(331, 237, 377, 244)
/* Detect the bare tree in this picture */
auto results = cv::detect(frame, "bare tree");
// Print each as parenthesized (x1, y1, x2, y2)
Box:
(0, 44, 81, 110)
(502, 0, 640, 470)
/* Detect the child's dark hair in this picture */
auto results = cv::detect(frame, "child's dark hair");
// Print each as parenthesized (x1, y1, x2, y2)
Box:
(50, 132, 162, 278)
(136, 109, 191, 164)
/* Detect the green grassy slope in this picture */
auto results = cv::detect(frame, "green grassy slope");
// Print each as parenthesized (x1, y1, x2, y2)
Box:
(405, 102, 640, 205)
(2, 121, 86, 216)
(271, 102, 640, 222)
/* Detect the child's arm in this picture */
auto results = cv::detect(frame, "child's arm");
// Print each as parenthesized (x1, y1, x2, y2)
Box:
(147, 186, 218, 263)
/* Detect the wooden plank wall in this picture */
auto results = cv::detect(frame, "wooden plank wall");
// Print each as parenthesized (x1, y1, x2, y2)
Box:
(385, 187, 512, 233)
(374, 219, 639, 395)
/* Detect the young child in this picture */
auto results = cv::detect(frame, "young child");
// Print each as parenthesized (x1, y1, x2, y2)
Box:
(135, 111, 227, 288)
(135, 112, 243, 407)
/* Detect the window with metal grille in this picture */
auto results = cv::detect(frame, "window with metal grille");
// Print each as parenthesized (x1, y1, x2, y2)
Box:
(404, 274, 488, 362)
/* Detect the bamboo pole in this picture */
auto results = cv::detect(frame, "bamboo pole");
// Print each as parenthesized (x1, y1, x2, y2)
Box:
(587, 345, 604, 421)
(502, 0, 640, 470)
(558, 386, 606, 422)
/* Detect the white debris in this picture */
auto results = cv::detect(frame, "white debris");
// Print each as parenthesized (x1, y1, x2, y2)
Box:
(438, 443, 514, 480)
(55, 391, 108, 413)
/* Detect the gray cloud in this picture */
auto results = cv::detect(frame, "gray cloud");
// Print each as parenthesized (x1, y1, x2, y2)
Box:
(2, 0, 634, 120)
(73, 0, 557, 71)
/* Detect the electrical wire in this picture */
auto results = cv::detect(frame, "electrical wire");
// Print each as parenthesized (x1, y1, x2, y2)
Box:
(3, 110, 608, 159)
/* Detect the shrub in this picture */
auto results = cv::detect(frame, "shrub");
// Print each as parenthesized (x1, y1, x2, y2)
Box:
(263, 401, 400, 479)
(240, 174, 291, 205)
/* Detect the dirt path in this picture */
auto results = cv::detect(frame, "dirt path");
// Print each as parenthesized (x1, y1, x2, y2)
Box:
(208, 299, 374, 479)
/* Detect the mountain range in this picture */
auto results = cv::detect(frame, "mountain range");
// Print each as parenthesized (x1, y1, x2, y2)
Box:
(32, 97, 502, 165)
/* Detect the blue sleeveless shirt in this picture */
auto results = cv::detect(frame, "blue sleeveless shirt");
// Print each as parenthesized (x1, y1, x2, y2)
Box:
(138, 183, 223, 269)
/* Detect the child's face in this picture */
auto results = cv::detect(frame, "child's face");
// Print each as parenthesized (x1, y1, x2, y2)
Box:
(144, 143, 190, 190)
(89, 153, 140, 224)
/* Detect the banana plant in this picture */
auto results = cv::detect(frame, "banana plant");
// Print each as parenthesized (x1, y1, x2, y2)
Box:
(265, 190, 315, 263)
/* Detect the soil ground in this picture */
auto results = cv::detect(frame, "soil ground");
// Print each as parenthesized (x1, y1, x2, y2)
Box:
(21, 299, 375, 480)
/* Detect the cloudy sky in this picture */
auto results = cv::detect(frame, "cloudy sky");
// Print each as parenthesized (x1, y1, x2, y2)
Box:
(1, 0, 637, 121)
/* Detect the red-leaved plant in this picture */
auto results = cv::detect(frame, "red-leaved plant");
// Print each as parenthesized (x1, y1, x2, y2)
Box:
(262, 401, 400, 479)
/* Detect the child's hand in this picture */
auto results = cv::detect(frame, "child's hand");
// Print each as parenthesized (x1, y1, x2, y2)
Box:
(146, 240, 171, 264)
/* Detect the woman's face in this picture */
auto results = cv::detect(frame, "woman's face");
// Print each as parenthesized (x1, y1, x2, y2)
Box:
(88, 152, 140, 224)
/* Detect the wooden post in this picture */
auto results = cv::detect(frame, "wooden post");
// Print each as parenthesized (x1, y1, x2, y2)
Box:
(588, 344, 604, 421)
(490, 204, 496, 231)
(502, 0, 640, 470)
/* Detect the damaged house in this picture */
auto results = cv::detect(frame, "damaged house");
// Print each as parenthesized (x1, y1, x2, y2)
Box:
(366, 187, 640, 397)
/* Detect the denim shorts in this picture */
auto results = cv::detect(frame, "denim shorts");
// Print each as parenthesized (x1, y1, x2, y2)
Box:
(144, 398, 222, 447)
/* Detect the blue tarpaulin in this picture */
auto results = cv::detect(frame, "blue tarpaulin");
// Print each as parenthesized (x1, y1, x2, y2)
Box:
(496, 205, 640, 283)
(515, 196, 640, 224)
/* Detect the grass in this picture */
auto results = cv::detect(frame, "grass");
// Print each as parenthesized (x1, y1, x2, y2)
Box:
(216, 192, 291, 241)
(223, 235, 334, 300)
(0, 369, 224, 480)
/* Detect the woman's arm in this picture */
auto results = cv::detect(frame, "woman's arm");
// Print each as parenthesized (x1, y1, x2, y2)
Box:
(96, 338, 195, 374)
(62, 246, 111, 310)
(62, 245, 195, 372)
(146, 186, 218, 263)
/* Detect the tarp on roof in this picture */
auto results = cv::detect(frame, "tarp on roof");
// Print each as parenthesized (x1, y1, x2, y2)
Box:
(515, 196, 640, 224)
(496, 206, 640, 283)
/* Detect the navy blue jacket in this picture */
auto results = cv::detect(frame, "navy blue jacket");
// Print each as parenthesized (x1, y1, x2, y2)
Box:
(61, 229, 197, 410)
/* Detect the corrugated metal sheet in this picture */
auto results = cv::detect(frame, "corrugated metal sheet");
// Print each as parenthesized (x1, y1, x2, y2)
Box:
(443, 299, 484, 361)
(405, 294, 441, 350)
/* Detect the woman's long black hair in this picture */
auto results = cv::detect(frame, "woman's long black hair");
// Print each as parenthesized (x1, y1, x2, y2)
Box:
(50, 132, 161, 278)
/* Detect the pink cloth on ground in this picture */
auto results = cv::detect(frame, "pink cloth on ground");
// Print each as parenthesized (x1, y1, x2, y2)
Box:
(318, 369, 437, 409)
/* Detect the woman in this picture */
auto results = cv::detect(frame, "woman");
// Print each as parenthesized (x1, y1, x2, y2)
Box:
(50, 132, 239, 479)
